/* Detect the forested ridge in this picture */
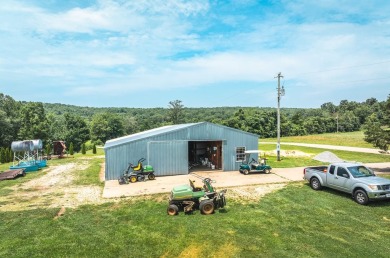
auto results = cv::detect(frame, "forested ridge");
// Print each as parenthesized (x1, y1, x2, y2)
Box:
(1, 92, 389, 158)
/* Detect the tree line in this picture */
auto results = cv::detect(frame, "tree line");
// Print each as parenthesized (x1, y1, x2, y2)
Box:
(0, 93, 389, 157)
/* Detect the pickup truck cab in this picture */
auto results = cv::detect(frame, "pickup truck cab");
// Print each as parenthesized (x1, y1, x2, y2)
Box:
(303, 162, 390, 205)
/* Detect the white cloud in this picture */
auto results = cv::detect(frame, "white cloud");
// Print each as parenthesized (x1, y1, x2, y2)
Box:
(1, 0, 389, 107)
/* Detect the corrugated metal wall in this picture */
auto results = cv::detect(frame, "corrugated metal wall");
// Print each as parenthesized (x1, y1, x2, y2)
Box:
(104, 122, 259, 180)
(148, 141, 188, 176)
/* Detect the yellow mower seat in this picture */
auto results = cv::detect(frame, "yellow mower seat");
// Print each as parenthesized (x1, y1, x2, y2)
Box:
(132, 163, 142, 171)
(189, 180, 203, 192)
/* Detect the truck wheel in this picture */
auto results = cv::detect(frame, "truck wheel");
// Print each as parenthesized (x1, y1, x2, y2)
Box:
(354, 190, 369, 205)
(148, 173, 156, 180)
(243, 169, 249, 175)
(167, 204, 179, 216)
(310, 177, 322, 190)
(129, 176, 137, 183)
(264, 169, 270, 174)
(200, 200, 214, 215)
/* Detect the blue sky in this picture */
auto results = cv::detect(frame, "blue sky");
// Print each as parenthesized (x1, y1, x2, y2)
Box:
(0, 0, 389, 108)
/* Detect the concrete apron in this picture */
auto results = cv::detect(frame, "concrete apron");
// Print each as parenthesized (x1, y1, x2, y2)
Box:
(102, 162, 390, 198)
(102, 167, 306, 198)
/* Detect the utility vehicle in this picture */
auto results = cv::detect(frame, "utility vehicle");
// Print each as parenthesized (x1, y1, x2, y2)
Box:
(167, 174, 227, 215)
(239, 150, 272, 175)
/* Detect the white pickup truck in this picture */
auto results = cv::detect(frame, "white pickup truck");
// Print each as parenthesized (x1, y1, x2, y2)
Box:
(303, 162, 390, 205)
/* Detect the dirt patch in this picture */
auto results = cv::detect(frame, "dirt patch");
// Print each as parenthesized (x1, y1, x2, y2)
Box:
(0, 162, 289, 212)
(227, 183, 286, 202)
(0, 162, 111, 212)
(99, 162, 106, 182)
(266, 150, 312, 157)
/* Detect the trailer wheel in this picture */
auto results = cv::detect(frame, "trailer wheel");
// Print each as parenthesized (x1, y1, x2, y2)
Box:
(148, 173, 156, 180)
(200, 200, 214, 215)
(310, 177, 322, 190)
(354, 190, 369, 205)
(167, 204, 179, 216)
(243, 169, 249, 175)
(129, 176, 137, 183)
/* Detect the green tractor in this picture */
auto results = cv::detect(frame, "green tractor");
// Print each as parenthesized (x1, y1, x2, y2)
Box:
(167, 174, 227, 215)
(239, 150, 272, 175)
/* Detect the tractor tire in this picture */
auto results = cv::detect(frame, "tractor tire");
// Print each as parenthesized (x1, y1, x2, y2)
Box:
(148, 173, 156, 180)
(243, 169, 249, 175)
(167, 204, 179, 216)
(129, 176, 137, 183)
(218, 194, 226, 208)
(199, 200, 215, 215)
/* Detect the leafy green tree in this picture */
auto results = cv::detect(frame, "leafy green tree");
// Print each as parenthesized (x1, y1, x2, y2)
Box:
(363, 114, 390, 152)
(64, 113, 90, 152)
(123, 116, 140, 135)
(92, 144, 97, 154)
(0, 94, 21, 147)
(46, 113, 67, 142)
(363, 95, 390, 152)
(69, 142, 74, 155)
(90, 112, 124, 143)
(5, 148, 9, 163)
(81, 143, 86, 154)
(18, 102, 49, 141)
(45, 143, 51, 156)
(0, 148, 5, 163)
(168, 100, 184, 124)
(9, 147, 13, 162)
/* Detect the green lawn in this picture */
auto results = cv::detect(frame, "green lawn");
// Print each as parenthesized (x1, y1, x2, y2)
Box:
(0, 183, 389, 257)
(1, 140, 389, 257)
(259, 144, 390, 168)
(261, 131, 373, 148)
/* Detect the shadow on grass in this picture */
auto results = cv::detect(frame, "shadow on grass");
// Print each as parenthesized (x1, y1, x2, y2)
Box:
(218, 208, 229, 214)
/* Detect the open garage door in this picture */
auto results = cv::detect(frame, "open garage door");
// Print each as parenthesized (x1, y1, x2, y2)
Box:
(188, 140, 222, 171)
(147, 141, 188, 176)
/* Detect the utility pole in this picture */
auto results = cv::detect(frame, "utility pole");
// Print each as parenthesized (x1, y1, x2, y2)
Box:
(275, 72, 284, 161)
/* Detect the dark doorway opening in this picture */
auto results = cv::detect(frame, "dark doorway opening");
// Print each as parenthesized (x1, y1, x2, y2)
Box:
(188, 141, 222, 171)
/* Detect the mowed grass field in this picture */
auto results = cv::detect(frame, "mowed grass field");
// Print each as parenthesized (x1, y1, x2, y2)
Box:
(261, 131, 373, 148)
(1, 183, 390, 257)
(1, 132, 390, 257)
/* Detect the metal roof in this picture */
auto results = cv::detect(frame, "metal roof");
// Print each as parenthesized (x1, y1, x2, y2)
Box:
(104, 122, 200, 149)
(104, 121, 259, 149)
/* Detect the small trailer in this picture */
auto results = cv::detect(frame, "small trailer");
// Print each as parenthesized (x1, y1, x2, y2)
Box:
(0, 169, 26, 181)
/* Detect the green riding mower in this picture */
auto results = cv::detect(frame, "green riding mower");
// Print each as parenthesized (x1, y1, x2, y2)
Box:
(118, 158, 156, 184)
(167, 173, 227, 215)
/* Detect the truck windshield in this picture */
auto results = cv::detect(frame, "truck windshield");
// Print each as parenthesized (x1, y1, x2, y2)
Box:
(347, 166, 374, 178)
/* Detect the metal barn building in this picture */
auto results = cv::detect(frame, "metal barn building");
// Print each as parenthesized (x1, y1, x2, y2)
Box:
(104, 122, 259, 180)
